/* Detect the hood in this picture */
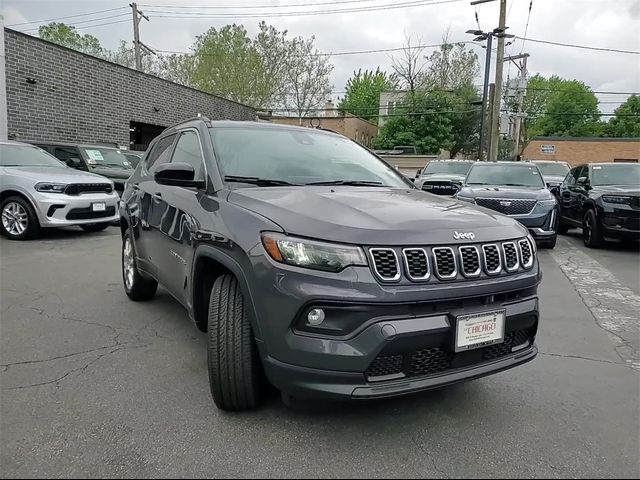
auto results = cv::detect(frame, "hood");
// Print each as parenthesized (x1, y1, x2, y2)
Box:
(420, 173, 467, 182)
(0, 166, 113, 184)
(458, 185, 552, 201)
(591, 185, 640, 195)
(88, 165, 134, 180)
(542, 175, 566, 185)
(228, 186, 528, 245)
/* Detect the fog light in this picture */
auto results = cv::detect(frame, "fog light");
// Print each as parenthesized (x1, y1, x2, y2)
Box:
(307, 308, 325, 326)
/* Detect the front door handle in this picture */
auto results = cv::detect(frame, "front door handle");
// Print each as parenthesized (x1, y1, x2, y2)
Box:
(153, 192, 163, 201)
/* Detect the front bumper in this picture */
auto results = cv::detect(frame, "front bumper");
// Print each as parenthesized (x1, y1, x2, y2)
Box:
(32, 191, 119, 227)
(512, 207, 557, 240)
(601, 207, 640, 240)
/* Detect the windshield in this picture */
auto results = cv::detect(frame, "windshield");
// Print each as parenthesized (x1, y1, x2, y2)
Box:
(591, 164, 640, 186)
(0, 144, 67, 167)
(423, 162, 473, 176)
(465, 164, 545, 187)
(80, 147, 134, 169)
(209, 127, 410, 188)
(535, 162, 570, 176)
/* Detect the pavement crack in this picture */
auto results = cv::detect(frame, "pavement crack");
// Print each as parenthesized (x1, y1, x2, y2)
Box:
(410, 436, 446, 478)
(0, 344, 128, 369)
(539, 351, 631, 368)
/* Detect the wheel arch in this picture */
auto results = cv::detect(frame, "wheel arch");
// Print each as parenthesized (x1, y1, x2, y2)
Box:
(0, 189, 41, 223)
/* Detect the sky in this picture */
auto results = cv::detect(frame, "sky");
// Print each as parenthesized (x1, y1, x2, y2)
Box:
(2, 0, 639, 113)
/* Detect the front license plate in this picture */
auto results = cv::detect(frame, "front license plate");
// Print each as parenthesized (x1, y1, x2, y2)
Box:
(92, 202, 106, 212)
(455, 309, 506, 352)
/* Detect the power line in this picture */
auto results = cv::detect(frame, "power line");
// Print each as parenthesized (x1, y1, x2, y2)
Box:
(22, 13, 131, 33)
(144, 0, 465, 18)
(520, 0, 533, 54)
(23, 17, 131, 34)
(139, 0, 400, 9)
(7, 7, 128, 27)
(515, 36, 640, 55)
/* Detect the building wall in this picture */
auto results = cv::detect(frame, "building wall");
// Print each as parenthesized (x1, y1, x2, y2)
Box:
(522, 137, 640, 166)
(378, 90, 408, 127)
(4, 29, 255, 147)
(270, 115, 378, 147)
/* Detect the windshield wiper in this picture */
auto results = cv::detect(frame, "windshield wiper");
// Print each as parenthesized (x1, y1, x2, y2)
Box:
(305, 180, 384, 186)
(224, 175, 299, 186)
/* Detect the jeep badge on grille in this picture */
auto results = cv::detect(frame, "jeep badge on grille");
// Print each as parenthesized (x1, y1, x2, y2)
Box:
(453, 231, 476, 240)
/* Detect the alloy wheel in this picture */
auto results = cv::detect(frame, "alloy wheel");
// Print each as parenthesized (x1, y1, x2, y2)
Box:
(123, 237, 135, 289)
(1, 202, 28, 236)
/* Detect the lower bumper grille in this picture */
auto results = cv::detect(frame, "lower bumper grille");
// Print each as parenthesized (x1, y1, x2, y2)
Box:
(366, 328, 534, 380)
(66, 206, 116, 220)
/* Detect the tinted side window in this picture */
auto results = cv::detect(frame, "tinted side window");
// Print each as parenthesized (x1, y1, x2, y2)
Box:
(171, 131, 205, 181)
(53, 147, 83, 168)
(145, 134, 176, 171)
(565, 167, 580, 186)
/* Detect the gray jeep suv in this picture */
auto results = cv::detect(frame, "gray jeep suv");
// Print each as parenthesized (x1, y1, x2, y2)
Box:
(119, 118, 540, 411)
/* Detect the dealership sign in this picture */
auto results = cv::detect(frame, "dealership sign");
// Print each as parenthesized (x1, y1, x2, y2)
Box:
(540, 144, 556, 154)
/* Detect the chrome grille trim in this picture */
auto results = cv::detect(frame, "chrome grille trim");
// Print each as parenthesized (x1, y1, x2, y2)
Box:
(482, 244, 502, 275)
(475, 197, 537, 215)
(432, 247, 457, 280)
(501, 241, 520, 272)
(369, 248, 401, 282)
(402, 248, 430, 281)
(458, 246, 481, 278)
(518, 239, 534, 269)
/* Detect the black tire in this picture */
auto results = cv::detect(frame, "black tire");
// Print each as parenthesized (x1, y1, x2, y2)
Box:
(557, 219, 569, 235)
(122, 229, 157, 301)
(539, 234, 557, 249)
(0, 195, 40, 240)
(583, 209, 603, 248)
(207, 274, 264, 411)
(81, 222, 110, 233)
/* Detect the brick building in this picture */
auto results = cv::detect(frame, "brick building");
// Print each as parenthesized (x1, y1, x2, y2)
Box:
(522, 137, 640, 166)
(2, 29, 256, 150)
(270, 112, 378, 147)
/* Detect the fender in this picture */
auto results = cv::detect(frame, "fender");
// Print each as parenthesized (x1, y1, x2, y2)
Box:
(191, 244, 263, 340)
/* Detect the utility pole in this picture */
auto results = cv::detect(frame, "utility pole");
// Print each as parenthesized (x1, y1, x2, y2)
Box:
(486, 83, 495, 158)
(466, 28, 493, 161)
(489, 0, 507, 161)
(505, 53, 529, 159)
(130, 3, 150, 71)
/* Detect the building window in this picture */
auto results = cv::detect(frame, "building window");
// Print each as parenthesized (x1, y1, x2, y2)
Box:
(387, 101, 397, 115)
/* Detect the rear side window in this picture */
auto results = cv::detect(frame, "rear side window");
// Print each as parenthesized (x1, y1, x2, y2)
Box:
(145, 134, 176, 171)
(170, 130, 206, 181)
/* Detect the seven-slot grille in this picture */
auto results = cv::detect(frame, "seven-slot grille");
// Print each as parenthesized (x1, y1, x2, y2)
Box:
(475, 198, 537, 215)
(370, 248, 400, 281)
(368, 238, 534, 283)
(482, 244, 502, 275)
(502, 242, 519, 271)
(459, 246, 481, 277)
(64, 183, 113, 195)
(432, 247, 457, 279)
(402, 248, 430, 280)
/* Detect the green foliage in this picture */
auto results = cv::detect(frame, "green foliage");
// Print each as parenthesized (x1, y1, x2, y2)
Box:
(38, 22, 104, 57)
(373, 91, 454, 154)
(607, 95, 640, 137)
(338, 68, 397, 121)
(423, 42, 480, 91)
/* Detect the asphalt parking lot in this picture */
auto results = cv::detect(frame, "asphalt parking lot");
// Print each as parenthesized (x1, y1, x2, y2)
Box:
(1, 227, 639, 478)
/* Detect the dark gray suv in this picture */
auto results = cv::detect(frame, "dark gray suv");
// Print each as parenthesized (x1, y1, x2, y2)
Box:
(119, 118, 540, 411)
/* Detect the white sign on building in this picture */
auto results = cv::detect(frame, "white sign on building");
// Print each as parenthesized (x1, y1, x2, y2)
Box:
(540, 144, 556, 154)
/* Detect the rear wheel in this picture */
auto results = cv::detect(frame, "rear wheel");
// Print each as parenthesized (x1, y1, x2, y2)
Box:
(207, 274, 264, 411)
(122, 230, 157, 301)
(583, 209, 603, 248)
(81, 222, 110, 233)
(0, 196, 40, 240)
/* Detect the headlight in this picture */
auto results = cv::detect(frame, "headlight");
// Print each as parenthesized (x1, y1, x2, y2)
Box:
(602, 195, 631, 205)
(261, 232, 367, 272)
(35, 182, 67, 193)
(456, 196, 475, 203)
(537, 199, 556, 207)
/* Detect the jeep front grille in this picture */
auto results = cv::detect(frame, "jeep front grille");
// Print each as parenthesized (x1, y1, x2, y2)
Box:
(369, 248, 400, 281)
(459, 246, 481, 277)
(367, 237, 534, 283)
(432, 247, 457, 279)
(475, 198, 537, 215)
(402, 248, 430, 280)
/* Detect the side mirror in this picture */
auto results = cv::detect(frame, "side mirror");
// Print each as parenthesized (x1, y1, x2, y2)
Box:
(67, 157, 82, 168)
(154, 162, 205, 188)
(577, 177, 590, 188)
(550, 186, 560, 196)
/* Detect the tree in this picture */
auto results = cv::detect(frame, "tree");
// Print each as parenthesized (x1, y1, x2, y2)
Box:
(280, 36, 333, 118)
(39, 22, 104, 57)
(373, 90, 453, 154)
(390, 34, 427, 93)
(448, 85, 482, 157)
(337, 68, 397, 121)
(104, 40, 163, 76)
(607, 95, 640, 137)
(422, 34, 480, 91)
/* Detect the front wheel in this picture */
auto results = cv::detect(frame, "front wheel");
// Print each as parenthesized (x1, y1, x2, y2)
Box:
(81, 222, 110, 233)
(207, 274, 264, 411)
(0, 196, 40, 240)
(583, 210, 603, 248)
(122, 230, 157, 301)
(538, 234, 557, 249)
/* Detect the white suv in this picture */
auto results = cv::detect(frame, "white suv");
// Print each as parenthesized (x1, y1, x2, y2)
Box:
(0, 141, 119, 240)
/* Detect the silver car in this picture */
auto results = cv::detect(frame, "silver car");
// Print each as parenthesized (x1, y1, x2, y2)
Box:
(0, 141, 119, 240)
